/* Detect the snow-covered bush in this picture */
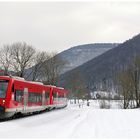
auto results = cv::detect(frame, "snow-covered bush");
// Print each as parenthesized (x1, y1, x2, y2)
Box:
(99, 100, 110, 109)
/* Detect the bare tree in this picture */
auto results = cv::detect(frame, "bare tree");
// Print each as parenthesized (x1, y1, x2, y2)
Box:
(116, 55, 140, 109)
(129, 56, 140, 107)
(0, 45, 12, 75)
(10, 42, 36, 77)
(29, 51, 50, 81)
(0, 42, 67, 86)
(65, 70, 87, 104)
(118, 69, 134, 109)
(42, 52, 66, 85)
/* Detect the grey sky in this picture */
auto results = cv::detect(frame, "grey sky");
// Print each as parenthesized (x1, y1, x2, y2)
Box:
(0, 1, 140, 52)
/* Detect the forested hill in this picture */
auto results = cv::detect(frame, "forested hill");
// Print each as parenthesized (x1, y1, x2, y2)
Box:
(59, 34, 140, 88)
(57, 43, 118, 74)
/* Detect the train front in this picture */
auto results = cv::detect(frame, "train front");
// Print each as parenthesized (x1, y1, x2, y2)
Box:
(0, 76, 13, 119)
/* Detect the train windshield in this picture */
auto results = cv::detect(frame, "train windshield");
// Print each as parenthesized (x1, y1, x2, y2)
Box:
(0, 80, 9, 98)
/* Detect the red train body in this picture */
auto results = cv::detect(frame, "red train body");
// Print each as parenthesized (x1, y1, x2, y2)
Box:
(0, 76, 68, 119)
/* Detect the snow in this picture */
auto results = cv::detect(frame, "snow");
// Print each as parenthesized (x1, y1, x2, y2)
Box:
(0, 100, 140, 138)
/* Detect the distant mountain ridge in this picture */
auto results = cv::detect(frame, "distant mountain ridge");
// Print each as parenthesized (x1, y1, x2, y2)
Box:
(58, 43, 118, 74)
(24, 43, 118, 81)
(59, 34, 140, 88)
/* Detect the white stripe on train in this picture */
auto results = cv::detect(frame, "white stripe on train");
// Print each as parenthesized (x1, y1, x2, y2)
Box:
(5, 103, 67, 113)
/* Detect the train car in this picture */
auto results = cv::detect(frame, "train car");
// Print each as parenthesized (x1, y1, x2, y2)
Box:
(52, 87, 68, 109)
(0, 76, 68, 119)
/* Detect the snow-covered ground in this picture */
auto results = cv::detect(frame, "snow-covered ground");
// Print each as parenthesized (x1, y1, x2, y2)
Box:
(0, 100, 140, 138)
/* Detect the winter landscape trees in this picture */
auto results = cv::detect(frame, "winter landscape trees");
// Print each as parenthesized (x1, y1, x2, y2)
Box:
(0, 38, 140, 109)
(10, 42, 35, 77)
(0, 45, 12, 75)
(0, 41, 90, 105)
(117, 56, 140, 109)
(65, 70, 89, 104)
(0, 42, 65, 85)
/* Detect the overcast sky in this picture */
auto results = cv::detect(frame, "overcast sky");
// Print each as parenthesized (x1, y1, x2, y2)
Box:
(0, 1, 140, 52)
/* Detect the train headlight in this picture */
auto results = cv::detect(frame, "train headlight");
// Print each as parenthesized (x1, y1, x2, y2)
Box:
(2, 100, 5, 104)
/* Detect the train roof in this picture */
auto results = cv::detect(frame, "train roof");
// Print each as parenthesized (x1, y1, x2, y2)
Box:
(28, 81, 44, 85)
(0, 76, 67, 93)
(0, 76, 25, 81)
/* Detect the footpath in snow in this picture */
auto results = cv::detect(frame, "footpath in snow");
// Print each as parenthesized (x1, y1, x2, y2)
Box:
(0, 100, 140, 138)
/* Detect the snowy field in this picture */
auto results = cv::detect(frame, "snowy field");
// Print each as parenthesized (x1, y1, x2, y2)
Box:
(0, 100, 140, 138)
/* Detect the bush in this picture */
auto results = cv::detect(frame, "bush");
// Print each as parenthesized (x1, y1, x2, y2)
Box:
(99, 100, 110, 109)
(113, 95, 121, 100)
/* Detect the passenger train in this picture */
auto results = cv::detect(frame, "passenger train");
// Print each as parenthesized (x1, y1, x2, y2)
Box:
(0, 76, 68, 119)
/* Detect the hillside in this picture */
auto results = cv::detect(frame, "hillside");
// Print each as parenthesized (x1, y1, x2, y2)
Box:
(58, 43, 118, 74)
(59, 34, 140, 88)
(25, 43, 118, 81)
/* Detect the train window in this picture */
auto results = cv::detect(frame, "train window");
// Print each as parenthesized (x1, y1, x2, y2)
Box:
(28, 92, 42, 103)
(57, 94, 65, 102)
(45, 92, 49, 100)
(29, 93, 36, 103)
(0, 80, 9, 98)
(28, 93, 34, 103)
(15, 90, 23, 102)
(53, 92, 58, 102)
(53, 92, 57, 98)
(37, 94, 40, 102)
(58, 94, 64, 98)
(35, 94, 38, 102)
(39, 94, 42, 102)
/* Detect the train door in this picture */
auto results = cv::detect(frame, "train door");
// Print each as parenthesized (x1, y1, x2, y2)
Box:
(23, 88, 28, 112)
(42, 90, 45, 106)
(50, 87, 53, 105)
(56, 92, 59, 107)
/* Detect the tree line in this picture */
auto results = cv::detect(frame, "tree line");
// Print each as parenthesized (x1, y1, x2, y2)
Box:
(65, 54, 140, 109)
(0, 41, 90, 103)
(117, 56, 140, 109)
(0, 42, 65, 85)
(1, 41, 140, 108)
(65, 69, 91, 104)
(91, 55, 140, 109)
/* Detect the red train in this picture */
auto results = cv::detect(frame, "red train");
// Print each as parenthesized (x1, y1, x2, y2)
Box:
(0, 76, 68, 119)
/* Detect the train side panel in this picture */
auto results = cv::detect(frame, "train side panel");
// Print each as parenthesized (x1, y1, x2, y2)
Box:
(52, 87, 68, 108)
(0, 76, 68, 119)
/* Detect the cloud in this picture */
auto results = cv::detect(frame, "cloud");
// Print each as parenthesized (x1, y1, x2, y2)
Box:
(0, 1, 140, 52)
